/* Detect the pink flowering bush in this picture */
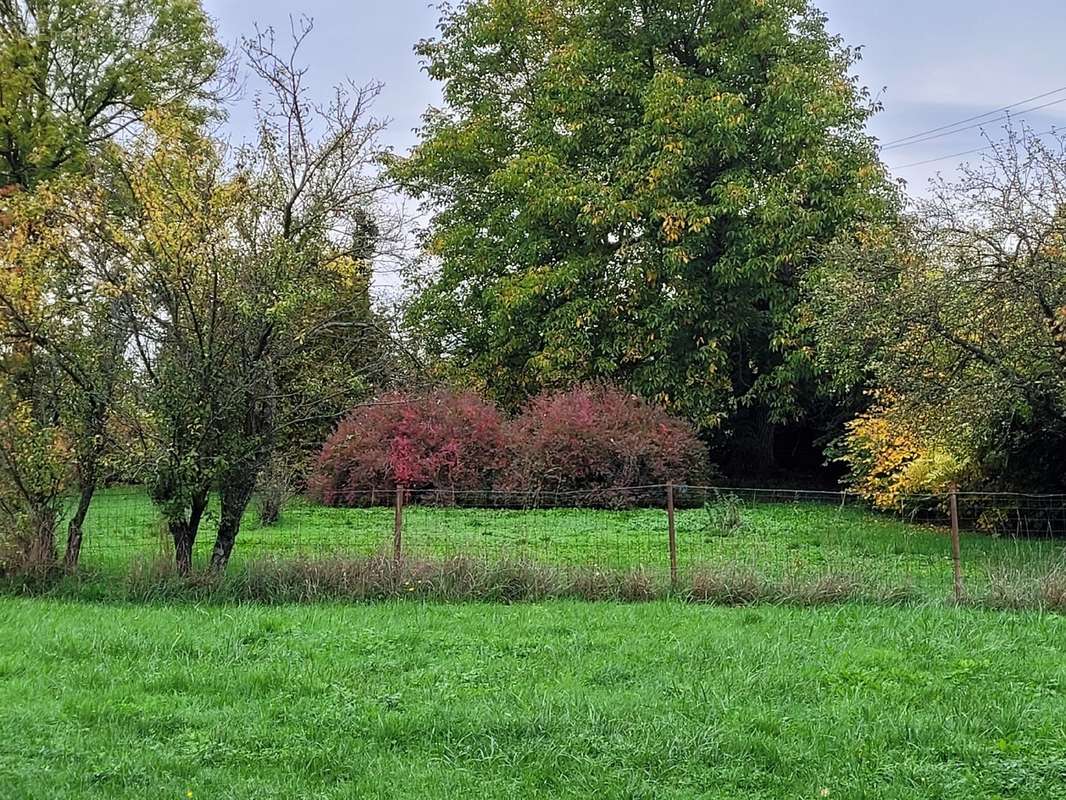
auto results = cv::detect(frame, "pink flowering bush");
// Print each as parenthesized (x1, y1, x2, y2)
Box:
(309, 390, 507, 505)
(499, 384, 710, 494)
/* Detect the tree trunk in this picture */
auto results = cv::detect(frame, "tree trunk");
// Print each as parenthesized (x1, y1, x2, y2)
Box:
(210, 471, 256, 572)
(171, 519, 194, 576)
(65, 395, 110, 571)
(28, 505, 58, 570)
(171, 490, 208, 576)
(63, 480, 96, 571)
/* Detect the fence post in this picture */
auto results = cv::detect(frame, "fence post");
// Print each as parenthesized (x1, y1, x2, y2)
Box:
(393, 485, 405, 564)
(667, 481, 678, 588)
(948, 484, 965, 603)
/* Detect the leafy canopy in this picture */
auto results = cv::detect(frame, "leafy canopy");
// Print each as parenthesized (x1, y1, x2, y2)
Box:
(394, 0, 894, 428)
(0, 0, 225, 188)
(811, 126, 1066, 494)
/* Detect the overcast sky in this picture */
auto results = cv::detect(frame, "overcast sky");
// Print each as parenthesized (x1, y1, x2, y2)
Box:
(202, 0, 1066, 192)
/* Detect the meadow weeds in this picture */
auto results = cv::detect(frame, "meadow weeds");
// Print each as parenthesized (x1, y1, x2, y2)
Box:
(3, 551, 1063, 613)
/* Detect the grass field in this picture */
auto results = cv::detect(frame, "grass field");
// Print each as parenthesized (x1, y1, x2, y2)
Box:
(68, 488, 1066, 601)
(1, 598, 1065, 799)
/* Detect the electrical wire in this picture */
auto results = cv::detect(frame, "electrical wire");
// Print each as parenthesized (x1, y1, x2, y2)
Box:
(892, 127, 1058, 169)
(882, 84, 1066, 147)
(882, 96, 1066, 151)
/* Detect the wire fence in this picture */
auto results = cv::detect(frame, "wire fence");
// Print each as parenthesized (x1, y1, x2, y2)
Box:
(60, 484, 1066, 602)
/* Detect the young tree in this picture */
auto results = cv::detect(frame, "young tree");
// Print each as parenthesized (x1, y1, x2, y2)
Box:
(201, 22, 399, 571)
(393, 0, 894, 460)
(118, 23, 398, 573)
(111, 115, 241, 574)
(811, 126, 1066, 495)
(0, 176, 131, 567)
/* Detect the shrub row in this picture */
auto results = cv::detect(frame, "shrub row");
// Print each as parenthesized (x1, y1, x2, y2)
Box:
(308, 384, 711, 506)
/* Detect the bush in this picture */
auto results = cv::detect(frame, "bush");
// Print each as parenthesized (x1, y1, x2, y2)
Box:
(499, 384, 710, 496)
(308, 390, 507, 505)
(835, 399, 969, 509)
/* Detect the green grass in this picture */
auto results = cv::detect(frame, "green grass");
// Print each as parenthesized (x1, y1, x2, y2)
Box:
(69, 488, 1066, 600)
(2, 598, 1066, 798)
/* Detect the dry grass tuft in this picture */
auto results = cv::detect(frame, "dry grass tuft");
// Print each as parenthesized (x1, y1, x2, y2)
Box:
(687, 567, 768, 606)
(1041, 570, 1066, 611)
(780, 572, 865, 606)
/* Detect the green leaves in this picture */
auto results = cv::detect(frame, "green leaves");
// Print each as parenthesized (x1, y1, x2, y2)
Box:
(0, 0, 225, 189)
(395, 0, 892, 430)
(810, 127, 1066, 492)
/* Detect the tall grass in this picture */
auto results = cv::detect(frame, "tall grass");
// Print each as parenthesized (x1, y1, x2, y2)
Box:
(0, 552, 1055, 612)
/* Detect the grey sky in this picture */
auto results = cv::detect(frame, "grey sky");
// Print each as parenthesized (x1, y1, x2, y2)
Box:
(203, 0, 1066, 193)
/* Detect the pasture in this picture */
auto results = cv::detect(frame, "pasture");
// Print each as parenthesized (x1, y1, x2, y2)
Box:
(1, 599, 1065, 799)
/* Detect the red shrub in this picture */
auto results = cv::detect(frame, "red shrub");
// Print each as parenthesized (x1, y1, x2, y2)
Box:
(499, 384, 711, 494)
(309, 390, 507, 505)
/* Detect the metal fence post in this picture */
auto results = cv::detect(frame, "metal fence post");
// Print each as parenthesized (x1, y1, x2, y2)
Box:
(948, 485, 965, 603)
(667, 481, 678, 588)
(394, 485, 405, 564)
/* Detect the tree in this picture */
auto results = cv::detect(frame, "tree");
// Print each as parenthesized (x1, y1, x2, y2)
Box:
(392, 0, 893, 461)
(200, 22, 399, 571)
(0, 175, 131, 567)
(0, 0, 225, 570)
(811, 125, 1066, 496)
(0, 0, 226, 189)
(117, 23, 398, 573)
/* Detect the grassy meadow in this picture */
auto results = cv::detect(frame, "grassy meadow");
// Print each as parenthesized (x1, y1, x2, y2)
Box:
(1, 599, 1065, 799)
(3, 492, 1065, 798)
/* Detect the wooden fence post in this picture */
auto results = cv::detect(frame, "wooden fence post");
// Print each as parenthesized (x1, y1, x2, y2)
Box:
(667, 481, 678, 588)
(948, 484, 965, 603)
(394, 485, 405, 564)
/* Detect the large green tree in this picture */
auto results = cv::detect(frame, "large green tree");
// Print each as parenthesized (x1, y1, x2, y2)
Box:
(394, 0, 894, 456)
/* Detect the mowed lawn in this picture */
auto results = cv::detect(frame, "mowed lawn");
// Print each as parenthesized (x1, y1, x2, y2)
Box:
(74, 489, 1066, 599)
(1, 599, 1066, 799)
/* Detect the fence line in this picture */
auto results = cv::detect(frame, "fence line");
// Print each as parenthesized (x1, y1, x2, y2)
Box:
(58, 482, 1066, 602)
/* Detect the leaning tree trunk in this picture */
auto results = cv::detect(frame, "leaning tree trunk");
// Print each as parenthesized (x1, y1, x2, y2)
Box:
(63, 479, 96, 571)
(210, 470, 256, 572)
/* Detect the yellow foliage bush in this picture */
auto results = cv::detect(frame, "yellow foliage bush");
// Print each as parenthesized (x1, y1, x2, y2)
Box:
(840, 400, 967, 509)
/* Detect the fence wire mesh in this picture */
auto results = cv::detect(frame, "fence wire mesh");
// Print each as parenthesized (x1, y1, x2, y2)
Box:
(61, 484, 1066, 602)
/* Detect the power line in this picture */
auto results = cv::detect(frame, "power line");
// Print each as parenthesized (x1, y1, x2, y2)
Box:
(892, 127, 1057, 170)
(894, 144, 995, 170)
(883, 84, 1066, 147)
(882, 96, 1066, 151)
